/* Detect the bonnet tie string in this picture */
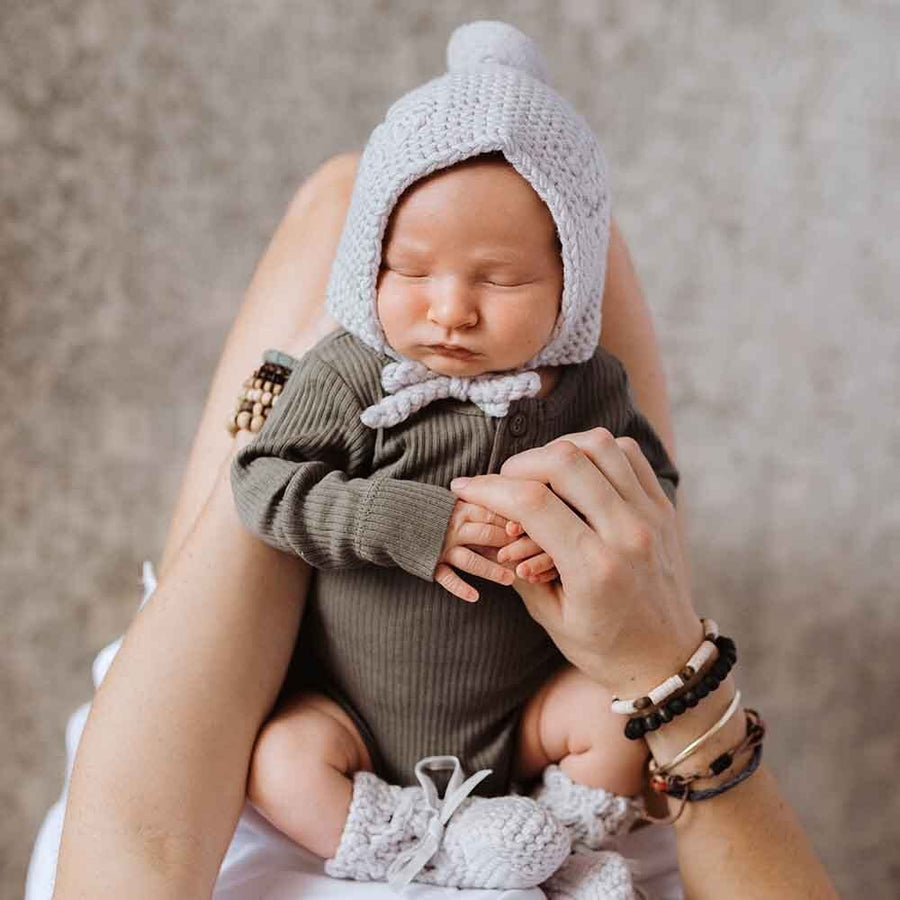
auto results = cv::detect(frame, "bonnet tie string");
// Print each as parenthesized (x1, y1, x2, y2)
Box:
(360, 360, 542, 428)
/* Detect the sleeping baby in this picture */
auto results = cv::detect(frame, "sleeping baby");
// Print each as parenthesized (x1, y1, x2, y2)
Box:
(231, 19, 679, 898)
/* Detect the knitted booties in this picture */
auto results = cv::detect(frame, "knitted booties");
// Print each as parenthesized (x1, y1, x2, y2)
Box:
(325, 755, 571, 891)
(531, 764, 643, 851)
(540, 849, 642, 900)
(531, 765, 645, 900)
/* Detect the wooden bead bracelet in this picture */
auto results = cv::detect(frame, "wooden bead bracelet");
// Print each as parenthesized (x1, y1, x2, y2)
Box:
(623, 635, 737, 741)
(226, 353, 294, 437)
(611, 619, 720, 715)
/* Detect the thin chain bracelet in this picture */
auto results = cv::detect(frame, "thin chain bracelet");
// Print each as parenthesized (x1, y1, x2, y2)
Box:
(226, 351, 295, 437)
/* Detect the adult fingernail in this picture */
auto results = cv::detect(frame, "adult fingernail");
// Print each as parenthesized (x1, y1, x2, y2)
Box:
(451, 477, 470, 490)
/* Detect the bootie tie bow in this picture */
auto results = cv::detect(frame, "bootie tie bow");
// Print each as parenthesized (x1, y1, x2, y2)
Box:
(387, 755, 492, 890)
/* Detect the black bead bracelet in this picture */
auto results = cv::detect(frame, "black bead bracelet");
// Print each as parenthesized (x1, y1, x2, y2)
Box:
(624, 635, 737, 741)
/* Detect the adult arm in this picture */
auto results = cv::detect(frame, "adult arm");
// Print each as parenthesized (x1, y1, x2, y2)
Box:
(51, 153, 363, 899)
(450, 434, 838, 899)
(231, 355, 456, 580)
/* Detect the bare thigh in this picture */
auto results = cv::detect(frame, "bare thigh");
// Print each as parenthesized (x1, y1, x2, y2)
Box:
(249, 690, 374, 788)
(514, 665, 648, 796)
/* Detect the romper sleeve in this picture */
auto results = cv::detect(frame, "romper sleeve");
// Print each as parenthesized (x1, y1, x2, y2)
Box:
(230, 354, 457, 581)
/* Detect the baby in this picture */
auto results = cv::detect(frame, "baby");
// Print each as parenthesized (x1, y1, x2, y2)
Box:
(231, 20, 679, 895)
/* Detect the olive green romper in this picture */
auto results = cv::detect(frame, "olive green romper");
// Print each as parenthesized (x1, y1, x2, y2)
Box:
(231, 328, 678, 796)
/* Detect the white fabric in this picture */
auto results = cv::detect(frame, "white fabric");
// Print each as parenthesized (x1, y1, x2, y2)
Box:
(25, 561, 683, 900)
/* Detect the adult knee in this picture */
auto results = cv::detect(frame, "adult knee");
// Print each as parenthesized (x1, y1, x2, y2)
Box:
(286, 151, 360, 219)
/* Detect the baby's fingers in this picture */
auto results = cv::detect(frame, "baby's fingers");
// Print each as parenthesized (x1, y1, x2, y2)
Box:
(497, 535, 542, 564)
(515, 552, 557, 581)
(445, 546, 515, 589)
(433, 563, 479, 603)
(456, 522, 510, 548)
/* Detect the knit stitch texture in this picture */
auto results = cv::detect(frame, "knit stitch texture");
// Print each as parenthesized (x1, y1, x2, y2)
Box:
(532, 764, 644, 851)
(325, 19, 612, 427)
(325, 765, 571, 889)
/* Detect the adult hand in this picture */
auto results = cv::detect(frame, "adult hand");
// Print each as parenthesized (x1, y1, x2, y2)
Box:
(450, 428, 702, 696)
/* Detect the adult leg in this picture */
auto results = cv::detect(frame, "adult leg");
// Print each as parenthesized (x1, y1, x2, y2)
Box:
(158, 150, 361, 580)
(54, 153, 363, 898)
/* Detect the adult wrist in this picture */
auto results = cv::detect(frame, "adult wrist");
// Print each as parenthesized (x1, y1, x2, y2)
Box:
(644, 675, 745, 776)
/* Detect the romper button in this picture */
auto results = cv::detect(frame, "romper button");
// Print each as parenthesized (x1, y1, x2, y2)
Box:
(509, 412, 528, 437)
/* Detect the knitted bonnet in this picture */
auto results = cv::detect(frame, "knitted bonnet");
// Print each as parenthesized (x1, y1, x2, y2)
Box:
(325, 20, 612, 429)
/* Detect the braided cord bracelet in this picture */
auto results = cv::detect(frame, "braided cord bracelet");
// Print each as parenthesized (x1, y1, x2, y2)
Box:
(639, 709, 765, 826)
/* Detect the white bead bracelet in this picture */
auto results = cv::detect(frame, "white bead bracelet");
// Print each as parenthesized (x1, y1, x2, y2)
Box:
(610, 619, 720, 715)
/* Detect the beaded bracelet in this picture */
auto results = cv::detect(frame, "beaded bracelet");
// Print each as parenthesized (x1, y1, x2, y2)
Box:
(624, 635, 737, 741)
(649, 690, 743, 776)
(611, 619, 720, 715)
(226, 352, 294, 437)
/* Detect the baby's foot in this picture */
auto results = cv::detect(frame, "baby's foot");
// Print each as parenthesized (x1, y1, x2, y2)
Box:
(325, 755, 571, 891)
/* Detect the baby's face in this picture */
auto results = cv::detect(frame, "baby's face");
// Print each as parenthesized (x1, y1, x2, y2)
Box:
(376, 156, 563, 376)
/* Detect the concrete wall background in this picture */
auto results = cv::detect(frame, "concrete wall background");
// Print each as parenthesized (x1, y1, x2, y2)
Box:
(3, 2, 898, 895)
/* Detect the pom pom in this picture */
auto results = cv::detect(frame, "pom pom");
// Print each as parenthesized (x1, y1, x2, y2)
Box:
(446, 20, 549, 83)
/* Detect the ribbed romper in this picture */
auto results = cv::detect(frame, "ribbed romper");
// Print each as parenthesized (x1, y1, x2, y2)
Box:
(231, 328, 679, 797)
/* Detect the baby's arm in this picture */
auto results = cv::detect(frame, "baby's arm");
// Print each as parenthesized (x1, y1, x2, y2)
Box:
(231, 353, 452, 580)
(231, 352, 516, 592)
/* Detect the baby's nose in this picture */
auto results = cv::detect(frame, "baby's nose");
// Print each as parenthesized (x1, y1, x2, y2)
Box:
(427, 282, 478, 328)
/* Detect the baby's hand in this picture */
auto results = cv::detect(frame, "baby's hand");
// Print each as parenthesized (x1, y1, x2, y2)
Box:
(497, 520, 561, 584)
(434, 501, 516, 602)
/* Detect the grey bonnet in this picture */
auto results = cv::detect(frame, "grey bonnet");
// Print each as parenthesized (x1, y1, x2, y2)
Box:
(325, 20, 612, 428)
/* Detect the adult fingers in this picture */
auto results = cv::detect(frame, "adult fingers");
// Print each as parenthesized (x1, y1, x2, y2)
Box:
(433, 564, 478, 603)
(503, 427, 650, 512)
(491, 440, 628, 542)
(615, 436, 672, 510)
(450, 475, 598, 589)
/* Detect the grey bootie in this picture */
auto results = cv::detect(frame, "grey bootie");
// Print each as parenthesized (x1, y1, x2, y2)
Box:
(531, 764, 643, 851)
(541, 849, 643, 900)
(531, 765, 646, 900)
(325, 755, 571, 891)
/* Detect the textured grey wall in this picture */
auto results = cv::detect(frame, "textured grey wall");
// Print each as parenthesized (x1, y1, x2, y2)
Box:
(3, 1, 898, 896)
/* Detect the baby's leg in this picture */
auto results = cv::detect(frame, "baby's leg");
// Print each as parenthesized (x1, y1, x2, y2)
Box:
(248, 690, 373, 859)
(514, 665, 646, 797)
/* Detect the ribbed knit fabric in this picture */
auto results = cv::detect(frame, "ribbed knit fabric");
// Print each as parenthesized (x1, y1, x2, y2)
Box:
(231, 329, 679, 795)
